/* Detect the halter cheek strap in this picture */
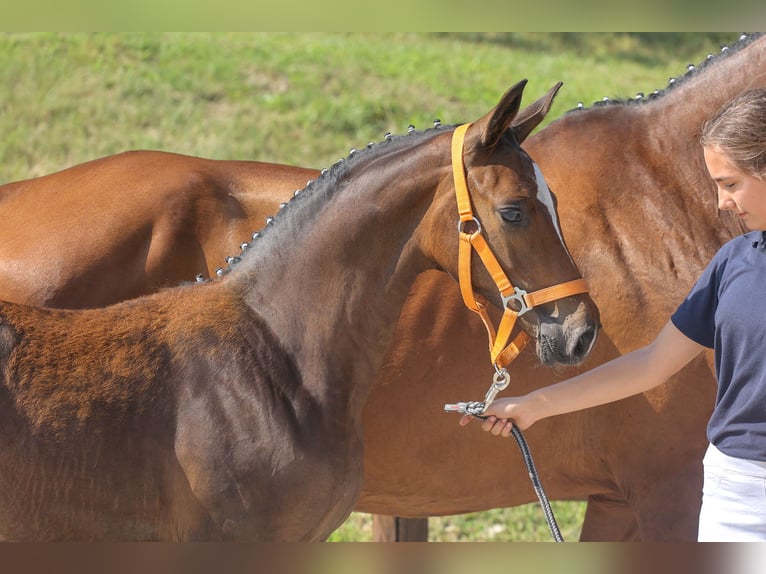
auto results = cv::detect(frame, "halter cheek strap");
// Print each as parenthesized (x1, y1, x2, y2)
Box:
(451, 122, 589, 371)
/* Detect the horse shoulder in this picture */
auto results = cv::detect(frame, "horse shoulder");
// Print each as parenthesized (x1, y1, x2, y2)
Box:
(142, 156, 315, 277)
(169, 289, 304, 445)
(167, 289, 351, 540)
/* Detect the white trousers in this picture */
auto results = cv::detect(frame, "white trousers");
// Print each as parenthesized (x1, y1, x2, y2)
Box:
(698, 443, 766, 541)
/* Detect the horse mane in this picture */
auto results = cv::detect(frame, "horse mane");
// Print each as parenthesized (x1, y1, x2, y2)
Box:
(567, 32, 764, 113)
(204, 121, 455, 281)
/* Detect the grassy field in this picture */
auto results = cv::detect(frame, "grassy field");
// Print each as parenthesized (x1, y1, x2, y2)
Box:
(328, 502, 587, 542)
(0, 32, 734, 182)
(0, 32, 737, 541)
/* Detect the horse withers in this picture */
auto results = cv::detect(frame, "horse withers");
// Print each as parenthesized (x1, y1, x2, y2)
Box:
(0, 80, 598, 540)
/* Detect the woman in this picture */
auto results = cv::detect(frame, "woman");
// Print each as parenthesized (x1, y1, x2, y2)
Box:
(460, 88, 766, 541)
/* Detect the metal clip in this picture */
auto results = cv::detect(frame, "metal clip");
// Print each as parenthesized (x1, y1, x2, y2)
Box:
(444, 369, 510, 418)
(482, 368, 510, 409)
(444, 402, 470, 413)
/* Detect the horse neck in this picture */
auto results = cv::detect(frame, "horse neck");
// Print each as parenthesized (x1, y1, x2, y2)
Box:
(539, 35, 766, 244)
(646, 34, 766, 238)
(228, 131, 450, 411)
(657, 34, 766, 135)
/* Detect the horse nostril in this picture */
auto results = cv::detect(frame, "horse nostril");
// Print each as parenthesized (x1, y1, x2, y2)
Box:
(572, 326, 596, 361)
(538, 319, 597, 366)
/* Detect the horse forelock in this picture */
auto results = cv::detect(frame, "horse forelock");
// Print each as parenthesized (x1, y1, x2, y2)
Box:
(566, 33, 764, 114)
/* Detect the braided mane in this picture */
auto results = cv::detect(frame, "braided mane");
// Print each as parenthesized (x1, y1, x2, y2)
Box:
(205, 121, 455, 281)
(568, 33, 763, 113)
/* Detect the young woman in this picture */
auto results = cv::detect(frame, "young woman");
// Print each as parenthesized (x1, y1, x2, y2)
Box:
(460, 88, 766, 541)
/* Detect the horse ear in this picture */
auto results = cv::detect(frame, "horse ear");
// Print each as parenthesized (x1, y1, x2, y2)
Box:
(477, 79, 528, 148)
(511, 81, 563, 143)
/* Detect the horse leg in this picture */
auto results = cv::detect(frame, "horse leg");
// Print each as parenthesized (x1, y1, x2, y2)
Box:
(372, 515, 429, 541)
(630, 465, 702, 542)
(579, 495, 640, 541)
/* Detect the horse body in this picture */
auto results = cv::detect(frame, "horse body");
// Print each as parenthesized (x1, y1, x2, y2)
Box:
(356, 33, 766, 541)
(0, 81, 597, 540)
(0, 288, 351, 540)
(0, 293, 214, 540)
(528, 37, 763, 540)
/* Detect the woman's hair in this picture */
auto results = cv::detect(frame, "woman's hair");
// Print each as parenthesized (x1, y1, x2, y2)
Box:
(701, 88, 766, 180)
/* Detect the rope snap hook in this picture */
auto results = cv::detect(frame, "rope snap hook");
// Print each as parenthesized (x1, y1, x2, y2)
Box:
(483, 367, 510, 409)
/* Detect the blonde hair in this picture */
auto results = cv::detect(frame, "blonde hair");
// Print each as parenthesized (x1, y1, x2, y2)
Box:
(701, 88, 766, 181)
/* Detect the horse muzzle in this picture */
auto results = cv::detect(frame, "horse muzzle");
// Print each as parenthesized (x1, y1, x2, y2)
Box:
(535, 300, 599, 366)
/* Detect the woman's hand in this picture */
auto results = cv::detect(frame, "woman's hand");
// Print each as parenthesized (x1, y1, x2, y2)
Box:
(459, 414, 516, 437)
(458, 320, 706, 439)
(458, 397, 532, 438)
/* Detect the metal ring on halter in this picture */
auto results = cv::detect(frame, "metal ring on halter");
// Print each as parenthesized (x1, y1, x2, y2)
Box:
(457, 217, 482, 235)
(501, 286, 532, 316)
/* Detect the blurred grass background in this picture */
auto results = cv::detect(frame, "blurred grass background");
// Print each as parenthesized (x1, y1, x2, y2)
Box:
(0, 32, 738, 541)
(0, 33, 734, 181)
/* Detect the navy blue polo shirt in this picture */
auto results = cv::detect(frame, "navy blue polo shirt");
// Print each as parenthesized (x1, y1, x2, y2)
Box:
(671, 231, 766, 461)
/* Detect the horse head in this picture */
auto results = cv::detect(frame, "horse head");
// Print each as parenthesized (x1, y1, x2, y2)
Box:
(424, 80, 600, 367)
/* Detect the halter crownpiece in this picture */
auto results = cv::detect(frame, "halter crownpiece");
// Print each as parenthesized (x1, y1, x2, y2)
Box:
(450, 122, 589, 373)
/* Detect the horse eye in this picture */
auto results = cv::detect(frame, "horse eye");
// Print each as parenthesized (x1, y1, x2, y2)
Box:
(499, 206, 523, 224)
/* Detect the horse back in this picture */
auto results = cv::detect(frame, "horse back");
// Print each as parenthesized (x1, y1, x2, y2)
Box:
(0, 294, 181, 439)
(0, 151, 317, 309)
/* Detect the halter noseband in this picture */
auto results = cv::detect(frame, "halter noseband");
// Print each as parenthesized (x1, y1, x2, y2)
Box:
(451, 122, 589, 371)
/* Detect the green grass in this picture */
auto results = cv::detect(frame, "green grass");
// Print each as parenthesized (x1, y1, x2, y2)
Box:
(0, 32, 734, 183)
(0, 32, 737, 541)
(329, 503, 587, 542)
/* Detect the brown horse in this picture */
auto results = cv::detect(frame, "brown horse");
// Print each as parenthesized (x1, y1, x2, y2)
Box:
(0, 80, 598, 541)
(2, 32, 760, 541)
(356, 32, 766, 541)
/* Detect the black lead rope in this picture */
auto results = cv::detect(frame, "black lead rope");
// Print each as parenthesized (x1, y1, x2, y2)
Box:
(453, 401, 564, 542)
(509, 423, 564, 542)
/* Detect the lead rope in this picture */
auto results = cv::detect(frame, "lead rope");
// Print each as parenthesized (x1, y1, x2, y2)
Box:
(510, 425, 564, 542)
(444, 123, 572, 542)
(456, 401, 564, 543)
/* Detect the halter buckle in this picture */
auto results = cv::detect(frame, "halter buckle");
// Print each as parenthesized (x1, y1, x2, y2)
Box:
(502, 286, 531, 316)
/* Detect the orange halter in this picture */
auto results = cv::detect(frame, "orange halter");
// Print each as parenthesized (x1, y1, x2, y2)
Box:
(451, 122, 589, 372)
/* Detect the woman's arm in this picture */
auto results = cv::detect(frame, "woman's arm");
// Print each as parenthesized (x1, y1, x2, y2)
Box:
(460, 320, 706, 436)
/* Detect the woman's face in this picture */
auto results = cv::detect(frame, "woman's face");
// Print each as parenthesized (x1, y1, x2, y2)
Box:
(704, 146, 766, 231)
